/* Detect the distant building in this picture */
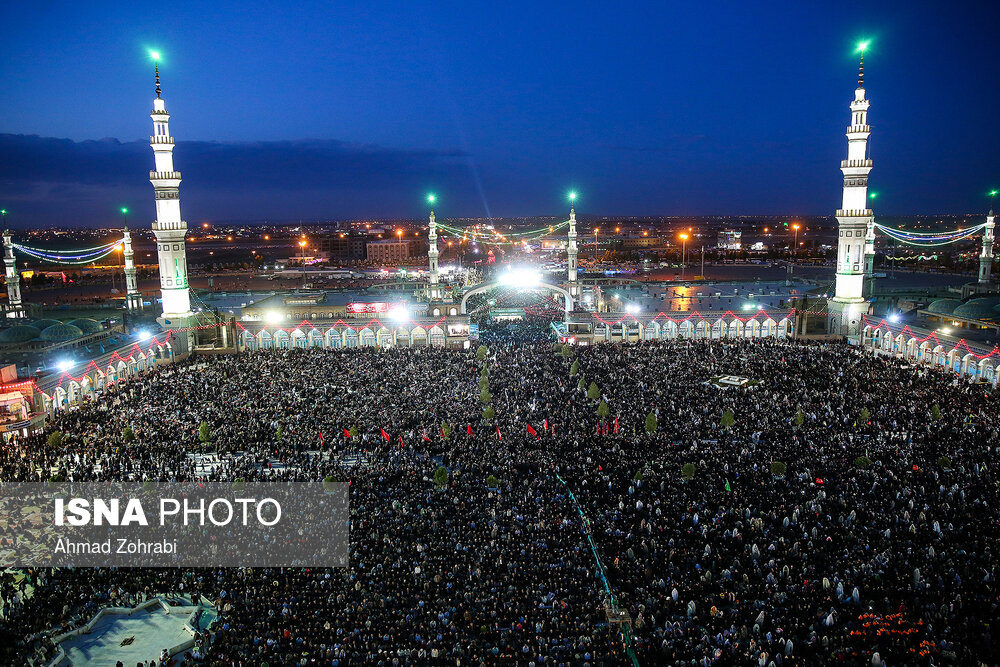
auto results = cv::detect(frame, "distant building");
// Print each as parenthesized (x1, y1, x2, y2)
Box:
(367, 239, 416, 263)
(319, 232, 369, 261)
(718, 230, 742, 250)
(621, 236, 659, 250)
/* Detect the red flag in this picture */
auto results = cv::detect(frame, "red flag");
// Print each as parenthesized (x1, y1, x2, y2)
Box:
(380, 427, 390, 442)
(343, 428, 351, 438)
(596, 424, 600, 435)
(422, 428, 431, 442)
(398, 435, 404, 448)
(495, 425, 502, 441)
(526, 423, 537, 437)
(318, 432, 325, 446)
(440, 426, 445, 438)
(466, 424, 473, 436)
(543, 419, 548, 432)
(614, 416, 619, 434)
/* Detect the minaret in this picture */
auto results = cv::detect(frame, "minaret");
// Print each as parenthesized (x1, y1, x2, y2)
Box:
(148, 60, 193, 323)
(122, 226, 143, 310)
(2, 231, 24, 318)
(427, 210, 441, 299)
(829, 47, 874, 335)
(980, 204, 995, 284)
(567, 207, 579, 298)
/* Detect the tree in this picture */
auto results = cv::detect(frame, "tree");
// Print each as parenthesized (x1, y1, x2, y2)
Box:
(720, 409, 735, 430)
(597, 400, 610, 419)
(793, 408, 805, 429)
(587, 381, 601, 401)
(478, 375, 490, 391)
(770, 461, 787, 478)
(936, 456, 952, 470)
(49, 472, 66, 483)
(46, 431, 64, 449)
(570, 360, 580, 376)
(681, 463, 696, 480)
(441, 422, 452, 441)
(276, 424, 285, 441)
(476, 345, 488, 361)
(855, 455, 873, 468)
(480, 366, 489, 379)
(645, 411, 657, 434)
(482, 405, 496, 422)
(434, 465, 449, 489)
(198, 420, 211, 444)
(561, 343, 573, 359)
(577, 377, 587, 391)
(122, 426, 135, 443)
(859, 407, 870, 423)
(930, 404, 942, 421)
(349, 425, 359, 439)
(486, 474, 499, 488)
(480, 388, 492, 405)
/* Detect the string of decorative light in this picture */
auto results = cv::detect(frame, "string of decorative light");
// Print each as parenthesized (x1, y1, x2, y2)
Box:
(13, 239, 123, 264)
(874, 223, 986, 247)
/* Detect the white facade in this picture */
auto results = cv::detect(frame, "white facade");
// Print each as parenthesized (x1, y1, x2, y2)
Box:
(2, 230, 23, 318)
(122, 227, 143, 310)
(830, 56, 873, 335)
(980, 207, 995, 284)
(427, 211, 441, 299)
(149, 65, 193, 322)
(567, 207, 579, 297)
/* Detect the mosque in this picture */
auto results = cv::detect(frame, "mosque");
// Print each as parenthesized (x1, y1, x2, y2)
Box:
(0, 49, 998, 439)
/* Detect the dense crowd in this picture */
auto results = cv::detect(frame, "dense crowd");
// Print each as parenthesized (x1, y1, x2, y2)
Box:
(1, 327, 998, 665)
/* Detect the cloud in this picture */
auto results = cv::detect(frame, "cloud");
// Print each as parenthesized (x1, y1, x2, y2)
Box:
(0, 134, 471, 224)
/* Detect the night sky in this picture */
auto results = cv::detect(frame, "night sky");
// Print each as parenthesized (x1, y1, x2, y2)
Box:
(1, 0, 998, 227)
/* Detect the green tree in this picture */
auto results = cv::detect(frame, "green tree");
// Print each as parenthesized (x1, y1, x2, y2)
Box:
(441, 422, 452, 441)
(276, 424, 285, 441)
(349, 425, 359, 439)
(46, 431, 64, 449)
(480, 388, 492, 405)
(770, 461, 787, 477)
(122, 426, 135, 443)
(570, 360, 580, 376)
(577, 377, 587, 391)
(936, 456, 952, 470)
(480, 366, 489, 379)
(482, 405, 496, 422)
(587, 381, 601, 401)
(681, 462, 696, 480)
(486, 474, 499, 488)
(855, 455, 873, 468)
(597, 400, 610, 419)
(561, 343, 573, 359)
(859, 407, 870, 423)
(199, 420, 211, 443)
(930, 404, 942, 421)
(434, 465, 449, 489)
(478, 375, 490, 391)
(476, 345, 488, 361)
(645, 411, 657, 434)
(793, 408, 805, 428)
(720, 409, 735, 430)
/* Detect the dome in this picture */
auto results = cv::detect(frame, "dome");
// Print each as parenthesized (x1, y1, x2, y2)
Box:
(926, 298, 962, 315)
(39, 323, 84, 342)
(0, 325, 41, 343)
(965, 295, 1000, 307)
(953, 301, 1000, 321)
(68, 318, 102, 334)
(31, 319, 62, 331)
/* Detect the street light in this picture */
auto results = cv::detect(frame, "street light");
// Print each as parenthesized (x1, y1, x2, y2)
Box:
(791, 222, 800, 256)
(679, 233, 689, 280)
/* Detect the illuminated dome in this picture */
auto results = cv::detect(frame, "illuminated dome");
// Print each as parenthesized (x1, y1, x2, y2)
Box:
(953, 300, 1000, 321)
(926, 299, 962, 315)
(0, 325, 41, 343)
(39, 323, 84, 342)
(68, 318, 102, 334)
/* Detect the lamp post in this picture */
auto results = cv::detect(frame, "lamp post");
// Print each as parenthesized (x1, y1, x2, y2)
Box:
(791, 222, 800, 257)
(679, 233, 689, 281)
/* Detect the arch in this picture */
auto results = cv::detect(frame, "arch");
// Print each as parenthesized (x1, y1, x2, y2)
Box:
(274, 330, 291, 349)
(746, 319, 761, 338)
(762, 318, 778, 338)
(429, 325, 446, 347)
(241, 330, 257, 351)
(881, 330, 893, 352)
(344, 328, 360, 348)
(380, 327, 397, 347)
(308, 328, 324, 348)
(905, 337, 918, 360)
(325, 327, 344, 349)
(643, 321, 659, 340)
(778, 318, 791, 338)
(961, 353, 978, 377)
(695, 320, 711, 339)
(460, 280, 573, 315)
(678, 320, 695, 339)
(980, 358, 996, 381)
(933, 344, 946, 367)
(291, 328, 308, 349)
(946, 349, 962, 373)
(411, 326, 428, 347)
(894, 333, 906, 356)
(258, 329, 274, 349)
(94, 370, 106, 392)
(710, 319, 725, 339)
(126, 358, 137, 377)
(67, 380, 80, 405)
(54, 386, 67, 409)
(360, 327, 376, 347)
(80, 375, 94, 400)
(918, 340, 933, 364)
(862, 325, 875, 347)
(729, 319, 744, 338)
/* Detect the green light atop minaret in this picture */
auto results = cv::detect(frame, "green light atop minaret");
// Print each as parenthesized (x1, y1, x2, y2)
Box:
(568, 191, 578, 202)
(427, 193, 436, 205)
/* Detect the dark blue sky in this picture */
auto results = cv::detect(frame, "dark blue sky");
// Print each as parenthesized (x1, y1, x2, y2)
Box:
(1, 0, 998, 227)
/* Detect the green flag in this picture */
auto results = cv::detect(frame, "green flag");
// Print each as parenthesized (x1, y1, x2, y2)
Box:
(724, 479, 731, 492)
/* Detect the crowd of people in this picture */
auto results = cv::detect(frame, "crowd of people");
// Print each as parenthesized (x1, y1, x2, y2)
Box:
(1, 324, 997, 665)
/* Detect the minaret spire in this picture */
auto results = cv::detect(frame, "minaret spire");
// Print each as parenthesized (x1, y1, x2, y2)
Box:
(566, 192, 580, 299)
(148, 57, 193, 324)
(155, 63, 162, 99)
(980, 191, 997, 284)
(427, 207, 440, 300)
(829, 45, 874, 336)
(3, 229, 24, 318)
